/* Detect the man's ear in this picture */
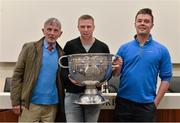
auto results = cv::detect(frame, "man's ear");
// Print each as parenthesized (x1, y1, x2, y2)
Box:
(42, 28, 45, 34)
(151, 23, 154, 29)
(59, 31, 63, 37)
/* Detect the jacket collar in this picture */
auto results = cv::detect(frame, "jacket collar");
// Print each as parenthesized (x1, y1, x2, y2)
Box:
(34, 37, 64, 57)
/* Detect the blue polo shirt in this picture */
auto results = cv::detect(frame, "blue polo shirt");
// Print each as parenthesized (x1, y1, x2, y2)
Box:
(116, 35, 172, 103)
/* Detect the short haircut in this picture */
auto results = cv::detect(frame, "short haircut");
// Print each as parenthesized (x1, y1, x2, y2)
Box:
(135, 8, 154, 23)
(44, 17, 61, 29)
(78, 14, 94, 25)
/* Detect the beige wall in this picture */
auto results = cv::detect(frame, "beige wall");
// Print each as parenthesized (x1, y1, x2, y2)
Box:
(1, 0, 180, 63)
(0, 62, 180, 92)
(173, 64, 180, 76)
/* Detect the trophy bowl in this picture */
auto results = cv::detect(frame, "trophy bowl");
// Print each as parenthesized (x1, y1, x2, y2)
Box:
(59, 53, 114, 105)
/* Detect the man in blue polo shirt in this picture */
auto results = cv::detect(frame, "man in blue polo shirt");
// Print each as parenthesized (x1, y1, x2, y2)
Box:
(113, 8, 172, 122)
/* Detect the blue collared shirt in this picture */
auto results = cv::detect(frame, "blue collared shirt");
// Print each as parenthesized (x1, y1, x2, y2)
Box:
(116, 35, 172, 103)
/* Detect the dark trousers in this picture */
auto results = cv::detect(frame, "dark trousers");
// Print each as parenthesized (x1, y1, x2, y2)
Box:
(114, 97, 156, 122)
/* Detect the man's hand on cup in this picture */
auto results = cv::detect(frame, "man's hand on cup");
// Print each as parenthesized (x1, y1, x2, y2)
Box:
(112, 57, 123, 76)
(68, 74, 84, 86)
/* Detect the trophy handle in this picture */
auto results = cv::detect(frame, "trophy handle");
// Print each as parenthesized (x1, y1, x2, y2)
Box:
(59, 55, 69, 68)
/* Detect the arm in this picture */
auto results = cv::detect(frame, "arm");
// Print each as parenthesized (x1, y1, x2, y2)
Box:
(10, 43, 28, 111)
(155, 47, 172, 107)
(154, 81, 169, 107)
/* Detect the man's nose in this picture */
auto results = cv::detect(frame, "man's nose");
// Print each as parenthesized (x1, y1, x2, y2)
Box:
(140, 21, 146, 25)
(84, 27, 88, 31)
(50, 31, 54, 34)
(50, 30, 55, 34)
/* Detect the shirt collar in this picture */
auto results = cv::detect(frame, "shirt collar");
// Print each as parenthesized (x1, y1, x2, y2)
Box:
(134, 34, 153, 46)
(43, 39, 56, 49)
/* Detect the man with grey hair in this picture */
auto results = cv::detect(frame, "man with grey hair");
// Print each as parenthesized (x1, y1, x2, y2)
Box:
(10, 17, 65, 122)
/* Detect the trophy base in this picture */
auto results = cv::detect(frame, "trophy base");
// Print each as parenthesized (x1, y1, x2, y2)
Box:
(74, 94, 109, 105)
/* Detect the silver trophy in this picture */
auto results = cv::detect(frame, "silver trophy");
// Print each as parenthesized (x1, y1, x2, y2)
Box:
(59, 53, 115, 105)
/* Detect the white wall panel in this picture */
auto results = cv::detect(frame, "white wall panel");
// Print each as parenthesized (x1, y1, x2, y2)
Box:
(0, 0, 180, 63)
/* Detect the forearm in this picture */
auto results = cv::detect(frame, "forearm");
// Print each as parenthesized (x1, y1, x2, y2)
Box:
(11, 53, 26, 106)
(112, 67, 121, 76)
(154, 81, 169, 107)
